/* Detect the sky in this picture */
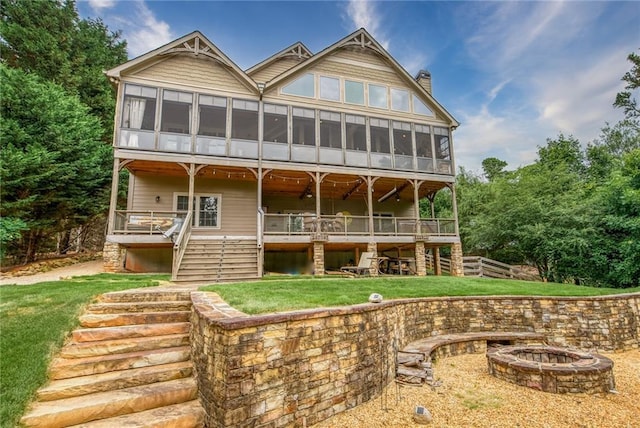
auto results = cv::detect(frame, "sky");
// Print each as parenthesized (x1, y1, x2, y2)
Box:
(78, 0, 639, 174)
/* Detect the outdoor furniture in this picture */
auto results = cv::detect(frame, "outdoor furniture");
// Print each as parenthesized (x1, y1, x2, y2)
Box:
(340, 252, 375, 276)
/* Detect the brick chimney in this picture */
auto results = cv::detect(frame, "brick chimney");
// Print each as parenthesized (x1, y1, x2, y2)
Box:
(415, 69, 432, 94)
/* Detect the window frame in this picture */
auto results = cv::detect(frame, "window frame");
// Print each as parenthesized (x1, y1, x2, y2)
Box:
(174, 192, 222, 229)
(281, 73, 316, 98)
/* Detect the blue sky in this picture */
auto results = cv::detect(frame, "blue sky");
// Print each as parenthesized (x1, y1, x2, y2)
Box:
(79, 0, 639, 173)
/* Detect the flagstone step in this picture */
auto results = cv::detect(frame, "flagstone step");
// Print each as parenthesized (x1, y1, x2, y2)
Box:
(60, 333, 189, 358)
(79, 311, 191, 328)
(20, 378, 198, 428)
(67, 399, 205, 428)
(86, 301, 192, 314)
(72, 322, 190, 343)
(50, 346, 190, 380)
(37, 362, 193, 402)
(98, 290, 192, 303)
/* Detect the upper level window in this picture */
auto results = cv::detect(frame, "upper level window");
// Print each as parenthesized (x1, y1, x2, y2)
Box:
(319, 76, 340, 101)
(368, 84, 387, 109)
(345, 114, 366, 151)
(370, 118, 390, 153)
(434, 126, 450, 160)
(320, 111, 341, 149)
(161, 90, 193, 134)
(393, 121, 412, 156)
(282, 73, 315, 97)
(292, 107, 315, 146)
(263, 103, 288, 143)
(122, 84, 156, 130)
(198, 95, 226, 137)
(413, 95, 434, 116)
(231, 99, 258, 141)
(345, 80, 364, 105)
(391, 88, 410, 112)
(415, 124, 432, 158)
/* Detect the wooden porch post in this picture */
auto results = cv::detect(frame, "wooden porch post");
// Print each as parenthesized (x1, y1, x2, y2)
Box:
(315, 171, 321, 217)
(106, 157, 120, 235)
(367, 176, 374, 236)
(434, 247, 442, 276)
(450, 184, 461, 236)
(188, 164, 195, 214)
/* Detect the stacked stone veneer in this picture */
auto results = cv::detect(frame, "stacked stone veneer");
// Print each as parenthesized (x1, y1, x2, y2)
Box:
(102, 241, 125, 272)
(190, 292, 640, 428)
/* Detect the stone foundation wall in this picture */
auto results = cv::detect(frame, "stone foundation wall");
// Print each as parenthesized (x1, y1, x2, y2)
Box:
(102, 241, 125, 272)
(450, 242, 464, 277)
(191, 293, 640, 428)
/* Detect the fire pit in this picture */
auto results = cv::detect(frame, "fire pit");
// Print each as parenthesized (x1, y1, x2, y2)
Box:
(486, 345, 615, 394)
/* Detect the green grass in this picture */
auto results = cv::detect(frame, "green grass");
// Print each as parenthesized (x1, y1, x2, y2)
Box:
(0, 273, 168, 428)
(203, 276, 640, 315)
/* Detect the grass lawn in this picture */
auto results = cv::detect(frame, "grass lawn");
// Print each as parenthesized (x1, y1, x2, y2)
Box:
(203, 275, 640, 315)
(0, 273, 168, 428)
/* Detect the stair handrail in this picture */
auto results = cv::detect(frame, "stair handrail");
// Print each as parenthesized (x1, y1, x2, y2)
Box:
(172, 211, 192, 280)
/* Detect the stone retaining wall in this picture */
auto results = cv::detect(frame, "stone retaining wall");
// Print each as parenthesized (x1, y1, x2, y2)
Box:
(190, 293, 640, 428)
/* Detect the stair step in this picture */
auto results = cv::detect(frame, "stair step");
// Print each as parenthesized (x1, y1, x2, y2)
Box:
(98, 290, 192, 303)
(87, 301, 192, 314)
(50, 346, 190, 380)
(20, 378, 197, 428)
(79, 311, 191, 328)
(72, 323, 190, 343)
(68, 399, 205, 428)
(61, 333, 189, 358)
(37, 362, 193, 401)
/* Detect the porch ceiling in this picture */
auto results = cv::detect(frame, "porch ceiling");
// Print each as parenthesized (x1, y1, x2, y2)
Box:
(124, 161, 449, 201)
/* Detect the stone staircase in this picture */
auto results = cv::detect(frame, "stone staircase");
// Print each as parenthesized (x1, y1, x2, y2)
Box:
(20, 288, 205, 428)
(175, 238, 259, 283)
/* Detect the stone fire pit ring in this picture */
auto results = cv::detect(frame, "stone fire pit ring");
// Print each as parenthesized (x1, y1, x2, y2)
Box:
(486, 345, 615, 394)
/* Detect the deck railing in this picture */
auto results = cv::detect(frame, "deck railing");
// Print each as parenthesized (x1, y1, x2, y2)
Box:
(171, 211, 192, 280)
(263, 214, 456, 237)
(113, 210, 188, 235)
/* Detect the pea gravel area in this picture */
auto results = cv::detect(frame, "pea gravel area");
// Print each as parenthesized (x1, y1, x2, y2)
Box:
(316, 350, 640, 428)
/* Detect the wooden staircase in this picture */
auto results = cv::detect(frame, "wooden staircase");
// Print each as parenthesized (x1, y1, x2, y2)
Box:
(20, 289, 205, 428)
(174, 238, 259, 283)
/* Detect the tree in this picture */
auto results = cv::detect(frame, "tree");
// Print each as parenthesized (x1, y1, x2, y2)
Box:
(481, 157, 507, 182)
(614, 51, 640, 120)
(0, 65, 112, 262)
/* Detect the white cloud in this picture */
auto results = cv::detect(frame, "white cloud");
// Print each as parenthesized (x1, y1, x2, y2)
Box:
(87, 0, 116, 12)
(124, 1, 173, 58)
(344, 0, 390, 49)
(83, 0, 173, 58)
(452, 1, 633, 170)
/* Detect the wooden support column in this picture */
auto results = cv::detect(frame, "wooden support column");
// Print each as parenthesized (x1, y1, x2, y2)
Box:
(434, 248, 442, 276)
(367, 176, 374, 236)
(450, 184, 461, 236)
(106, 157, 120, 235)
(188, 164, 195, 214)
(413, 179, 422, 234)
(315, 172, 321, 217)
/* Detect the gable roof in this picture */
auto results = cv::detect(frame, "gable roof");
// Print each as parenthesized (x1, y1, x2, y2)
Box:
(246, 42, 312, 76)
(265, 28, 459, 127)
(105, 31, 259, 95)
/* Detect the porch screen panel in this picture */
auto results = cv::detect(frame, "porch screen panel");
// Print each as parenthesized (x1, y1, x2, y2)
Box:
(415, 124, 434, 172)
(120, 84, 157, 149)
(345, 115, 367, 167)
(434, 126, 452, 174)
(196, 95, 227, 155)
(393, 121, 413, 170)
(319, 111, 342, 165)
(230, 99, 258, 158)
(159, 90, 193, 153)
(292, 107, 316, 162)
(370, 118, 392, 168)
(263, 103, 289, 161)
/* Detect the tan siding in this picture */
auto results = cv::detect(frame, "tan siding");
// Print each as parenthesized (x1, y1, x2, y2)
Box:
(131, 55, 252, 95)
(130, 174, 257, 235)
(250, 58, 304, 83)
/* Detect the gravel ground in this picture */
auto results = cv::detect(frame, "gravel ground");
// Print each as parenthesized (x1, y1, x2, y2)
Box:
(316, 350, 640, 428)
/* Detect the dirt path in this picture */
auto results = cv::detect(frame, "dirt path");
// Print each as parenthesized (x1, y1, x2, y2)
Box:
(0, 260, 105, 286)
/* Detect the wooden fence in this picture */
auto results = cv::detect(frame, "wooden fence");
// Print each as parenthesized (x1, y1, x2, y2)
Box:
(426, 254, 539, 281)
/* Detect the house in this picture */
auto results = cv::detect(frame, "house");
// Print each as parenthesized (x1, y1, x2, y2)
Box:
(102, 28, 464, 282)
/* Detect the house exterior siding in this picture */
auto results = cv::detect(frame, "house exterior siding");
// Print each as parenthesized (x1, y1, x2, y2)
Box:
(103, 29, 463, 278)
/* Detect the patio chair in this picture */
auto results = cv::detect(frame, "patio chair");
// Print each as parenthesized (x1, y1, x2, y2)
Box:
(340, 252, 375, 276)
